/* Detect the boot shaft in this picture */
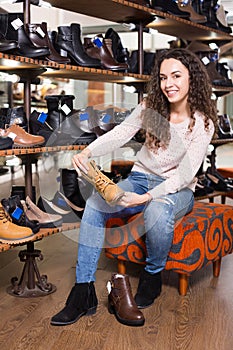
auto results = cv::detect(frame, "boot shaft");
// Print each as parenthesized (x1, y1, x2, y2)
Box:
(44, 95, 75, 130)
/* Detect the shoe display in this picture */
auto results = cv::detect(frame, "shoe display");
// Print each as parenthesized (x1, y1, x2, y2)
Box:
(80, 160, 125, 205)
(84, 35, 129, 71)
(23, 196, 63, 229)
(0, 204, 34, 244)
(37, 191, 82, 223)
(107, 273, 145, 326)
(105, 28, 130, 66)
(0, 106, 28, 130)
(56, 23, 101, 67)
(26, 22, 71, 63)
(1, 195, 41, 233)
(0, 124, 45, 147)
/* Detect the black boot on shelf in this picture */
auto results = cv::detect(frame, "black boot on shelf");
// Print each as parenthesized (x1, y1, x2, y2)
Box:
(51, 282, 98, 326)
(149, 0, 190, 18)
(0, 13, 19, 52)
(105, 28, 130, 66)
(44, 94, 75, 131)
(26, 22, 71, 63)
(16, 25, 50, 58)
(56, 23, 101, 67)
(1, 195, 41, 233)
(217, 114, 233, 139)
(0, 106, 28, 131)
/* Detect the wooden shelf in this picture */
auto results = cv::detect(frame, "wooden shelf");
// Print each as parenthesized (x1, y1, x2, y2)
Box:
(0, 222, 80, 253)
(48, 0, 233, 41)
(211, 138, 233, 146)
(0, 144, 86, 157)
(40, 65, 149, 83)
(195, 190, 233, 202)
(48, 0, 154, 24)
(0, 53, 149, 84)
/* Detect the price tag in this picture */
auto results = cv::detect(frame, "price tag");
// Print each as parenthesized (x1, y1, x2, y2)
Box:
(12, 207, 23, 220)
(11, 18, 23, 30)
(8, 132, 17, 140)
(36, 26, 46, 38)
(80, 112, 89, 121)
(201, 56, 210, 65)
(93, 37, 103, 48)
(37, 112, 48, 124)
(106, 281, 112, 294)
(102, 114, 111, 124)
(61, 104, 71, 115)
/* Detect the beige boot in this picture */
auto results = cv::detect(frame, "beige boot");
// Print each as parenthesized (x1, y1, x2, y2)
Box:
(80, 160, 125, 205)
(23, 196, 63, 228)
(0, 204, 34, 244)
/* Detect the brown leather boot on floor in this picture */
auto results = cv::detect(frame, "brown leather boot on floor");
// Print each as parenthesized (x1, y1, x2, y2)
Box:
(107, 273, 145, 326)
(0, 204, 34, 244)
(80, 160, 125, 205)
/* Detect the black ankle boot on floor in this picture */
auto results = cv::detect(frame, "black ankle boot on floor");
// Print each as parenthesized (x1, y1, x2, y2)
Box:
(50, 282, 98, 326)
(135, 269, 162, 309)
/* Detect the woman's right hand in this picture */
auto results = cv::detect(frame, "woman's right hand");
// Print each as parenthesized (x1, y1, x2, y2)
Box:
(72, 148, 91, 176)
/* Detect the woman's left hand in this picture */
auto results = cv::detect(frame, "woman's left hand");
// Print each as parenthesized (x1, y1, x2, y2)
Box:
(117, 192, 152, 207)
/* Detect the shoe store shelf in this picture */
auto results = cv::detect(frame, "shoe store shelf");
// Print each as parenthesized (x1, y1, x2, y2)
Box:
(0, 53, 149, 84)
(48, 0, 233, 42)
(0, 145, 87, 157)
(0, 222, 80, 253)
(212, 138, 233, 146)
(195, 190, 233, 202)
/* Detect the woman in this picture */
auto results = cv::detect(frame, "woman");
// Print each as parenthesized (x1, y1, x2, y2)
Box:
(51, 48, 218, 327)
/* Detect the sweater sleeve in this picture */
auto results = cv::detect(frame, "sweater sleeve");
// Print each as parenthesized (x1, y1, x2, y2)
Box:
(148, 119, 215, 199)
(86, 103, 144, 157)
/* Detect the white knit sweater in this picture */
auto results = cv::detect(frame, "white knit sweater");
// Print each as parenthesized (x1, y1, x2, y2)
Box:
(87, 103, 215, 199)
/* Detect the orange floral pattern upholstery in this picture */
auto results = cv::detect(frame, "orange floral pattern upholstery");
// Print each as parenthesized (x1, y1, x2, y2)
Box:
(105, 202, 233, 275)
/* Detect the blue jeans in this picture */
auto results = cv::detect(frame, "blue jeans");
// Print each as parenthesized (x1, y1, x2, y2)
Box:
(76, 172, 194, 282)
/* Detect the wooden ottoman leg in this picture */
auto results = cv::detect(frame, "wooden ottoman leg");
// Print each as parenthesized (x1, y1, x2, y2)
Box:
(213, 257, 222, 277)
(118, 260, 126, 274)
(178, 273, 189, 296)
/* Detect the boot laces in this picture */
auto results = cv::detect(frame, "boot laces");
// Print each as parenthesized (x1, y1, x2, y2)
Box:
(94, 174, 110, 193)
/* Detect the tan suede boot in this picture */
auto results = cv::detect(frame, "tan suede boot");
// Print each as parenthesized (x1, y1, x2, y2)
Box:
(80, 160, 125, 205)
(0, 204, 34, 244)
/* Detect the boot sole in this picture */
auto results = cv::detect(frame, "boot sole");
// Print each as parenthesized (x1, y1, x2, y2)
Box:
(50, 306, 97, 326)
(108, 302, 145, 327)
(0, 233, 35, 245)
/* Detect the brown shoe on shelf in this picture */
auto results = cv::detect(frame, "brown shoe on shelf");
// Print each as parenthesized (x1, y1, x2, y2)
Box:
(177, 0, 207, 23)
(0, 125, 45, 147)
(80, 160, 125, 205)
(0, 204, 34, 244)
(23, 196, 63, 229)
(107, 273, 145, 326)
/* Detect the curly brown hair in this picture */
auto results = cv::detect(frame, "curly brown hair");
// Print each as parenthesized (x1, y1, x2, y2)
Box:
(142, 48, 218, 149)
